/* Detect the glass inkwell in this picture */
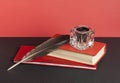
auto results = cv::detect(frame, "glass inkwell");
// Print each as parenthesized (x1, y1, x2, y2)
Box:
(70, 25, 95, 50)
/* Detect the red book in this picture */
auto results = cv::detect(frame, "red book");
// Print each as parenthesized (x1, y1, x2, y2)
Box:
(14, 46, 97, 70)
(48, 41, 106, 65)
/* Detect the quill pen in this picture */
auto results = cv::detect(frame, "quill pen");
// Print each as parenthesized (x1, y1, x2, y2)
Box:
(7, 35, 70, 71)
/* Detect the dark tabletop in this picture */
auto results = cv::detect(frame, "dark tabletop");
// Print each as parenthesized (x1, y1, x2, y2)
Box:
(0, 37, 119, 83)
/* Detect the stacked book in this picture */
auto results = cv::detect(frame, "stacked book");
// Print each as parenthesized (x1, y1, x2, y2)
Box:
(14, 40, 106, 70)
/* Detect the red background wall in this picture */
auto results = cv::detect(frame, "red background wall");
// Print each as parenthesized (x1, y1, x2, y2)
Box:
(0, 0, 120, 37)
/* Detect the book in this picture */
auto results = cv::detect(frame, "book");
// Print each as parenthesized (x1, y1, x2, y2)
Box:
(48, 41, 106, 65)
(14, 46, 97, 70)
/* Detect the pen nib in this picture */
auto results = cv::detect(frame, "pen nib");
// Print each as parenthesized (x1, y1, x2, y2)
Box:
(7, 61, 21, 71)
(7, 55, 29, 71)
(7, 52, 34, 71)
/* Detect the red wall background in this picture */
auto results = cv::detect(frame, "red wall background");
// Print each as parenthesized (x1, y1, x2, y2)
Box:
(0, 0, 120, 37)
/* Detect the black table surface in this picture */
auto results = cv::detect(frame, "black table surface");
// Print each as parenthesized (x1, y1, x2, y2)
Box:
(0, 37, 120, 83)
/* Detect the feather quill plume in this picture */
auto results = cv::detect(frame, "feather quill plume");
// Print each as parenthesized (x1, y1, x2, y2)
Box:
(7, 35, 70, 71)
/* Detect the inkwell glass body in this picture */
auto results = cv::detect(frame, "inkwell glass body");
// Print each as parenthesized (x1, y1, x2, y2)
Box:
(70, 25, 95, 50)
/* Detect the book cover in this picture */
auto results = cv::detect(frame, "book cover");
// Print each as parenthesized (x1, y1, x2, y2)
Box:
(14, 46, 97, 70)
(48, 41, 106, 65)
